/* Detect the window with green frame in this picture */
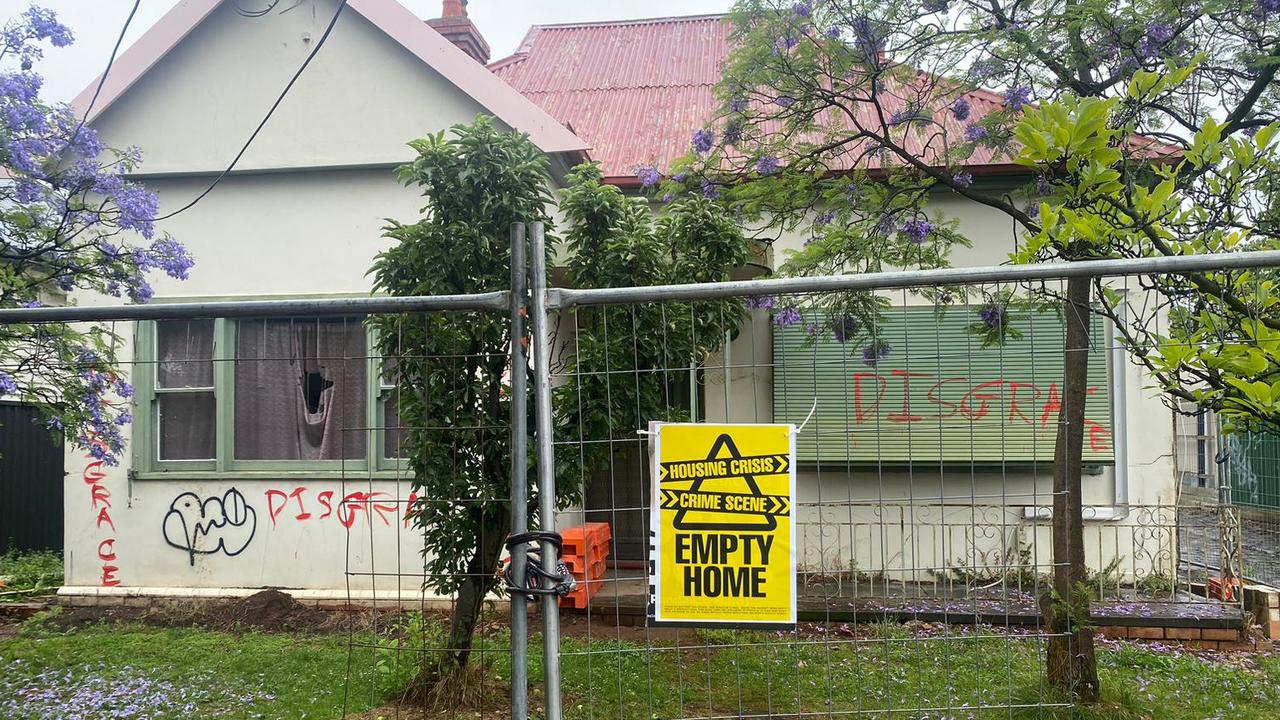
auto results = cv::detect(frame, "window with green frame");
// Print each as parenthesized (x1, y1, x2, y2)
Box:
(132, 317, 404, 476)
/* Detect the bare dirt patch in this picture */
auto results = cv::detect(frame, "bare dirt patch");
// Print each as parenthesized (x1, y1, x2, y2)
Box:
(46, 589, 405, 634)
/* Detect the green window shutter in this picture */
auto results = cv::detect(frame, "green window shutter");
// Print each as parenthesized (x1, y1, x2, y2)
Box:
(772, 306, 1114, 465)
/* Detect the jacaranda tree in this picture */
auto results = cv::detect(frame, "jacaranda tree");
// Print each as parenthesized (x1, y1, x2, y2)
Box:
(0, 6, 193, 465)
(652, 0, 1280, 703)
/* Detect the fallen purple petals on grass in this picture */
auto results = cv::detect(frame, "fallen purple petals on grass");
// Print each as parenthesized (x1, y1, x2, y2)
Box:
(0, 659, 274, 719)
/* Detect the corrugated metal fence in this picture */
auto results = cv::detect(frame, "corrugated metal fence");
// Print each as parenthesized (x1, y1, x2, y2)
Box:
(0, 401, 65, 553)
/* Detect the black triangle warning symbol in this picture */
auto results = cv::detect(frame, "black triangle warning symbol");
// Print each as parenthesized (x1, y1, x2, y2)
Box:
(671, 433, 779, 532)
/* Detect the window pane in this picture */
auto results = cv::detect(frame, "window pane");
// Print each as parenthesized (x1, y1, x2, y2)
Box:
(234, 319, 368, 460)
(383, 395, 404, 459)
(158, 392, 215, 460)
(157, 320, 214, 388)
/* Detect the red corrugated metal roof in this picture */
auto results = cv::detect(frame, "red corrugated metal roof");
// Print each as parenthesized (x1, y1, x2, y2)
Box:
(491, 14, 1175, 184)
(489, 14, 1029, 184)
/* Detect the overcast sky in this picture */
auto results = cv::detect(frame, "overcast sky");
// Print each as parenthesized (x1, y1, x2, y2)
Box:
(0, 0, 731, 101)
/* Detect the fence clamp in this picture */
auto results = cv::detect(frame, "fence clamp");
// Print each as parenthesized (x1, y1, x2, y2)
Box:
(503, 530, 576, 599)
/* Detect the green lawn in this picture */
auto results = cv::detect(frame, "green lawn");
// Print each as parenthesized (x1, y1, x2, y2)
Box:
(1, 615, 1277, 719)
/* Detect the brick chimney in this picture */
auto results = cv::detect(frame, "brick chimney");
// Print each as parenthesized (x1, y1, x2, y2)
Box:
(427, 0, 490, 64)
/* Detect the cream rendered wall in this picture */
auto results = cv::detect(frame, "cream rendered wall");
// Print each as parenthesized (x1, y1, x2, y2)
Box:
(700, 189, 1180, 581)
(63, 0, 513, 597)
(90, 0, 493, 174)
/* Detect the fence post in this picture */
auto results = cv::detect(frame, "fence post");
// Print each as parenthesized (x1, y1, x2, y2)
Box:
(1218, 446, 1245, 606)
(508, 222, 529, 720)
(529, 221, 563, 720)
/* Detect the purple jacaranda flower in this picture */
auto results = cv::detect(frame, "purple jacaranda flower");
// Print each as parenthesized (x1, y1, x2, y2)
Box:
(661, 193, 673, 203)
(806, 322, 821, 336)
(1259, 0, 1280, 12)
(824, 26, 841, 40)
(952, 171, 973, 188)
(0, 372, 17, 395)
(114, 410, 132, 425)
(723, 120, 743, 145)
(1137, 22, 1175, 59)
(130, 278, 154, 304)
(889, 109, 926, 126)
(899, 218, 933, 244)
(816, 210, 836, 225)
(744, 295, 776, 310)
(21, 7, 73, 47)
(793, 2, 812, 17)
(1004, 85, 1031, 111)
(774, 95, 795, 108)
(700, 179, 720, 199)
(1034, 175, 1054, 195)
(980, 303, 1007, 328)
(773, 34, 799, 53)
(850, 16, 886, 60)
(114, 378, 134, 399)
(1146, 21, 1174, 45)
(773, 307, 803, 326)
(692, 128, 715, 153)
(636, 166, 660, 187)
(729, 97, 749, 114)
(964, 124, 989, 142)
(875, 214, 896, 235)
(756, 155, 781, 174)
(862, 341, 892, 367)
(829, 315, 859, 343)
(114, 184, 159, 239)
(951, 97, 971, 121)
(19, 299, 40, 308)
(673, 172, 687, 183)
(969, 59, 1001, 80)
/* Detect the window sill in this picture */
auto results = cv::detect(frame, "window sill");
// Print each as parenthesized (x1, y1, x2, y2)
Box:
(133, 468, 411, 481)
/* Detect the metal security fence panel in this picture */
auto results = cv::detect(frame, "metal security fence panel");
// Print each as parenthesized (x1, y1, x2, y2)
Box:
(5, 238, 1279, 720)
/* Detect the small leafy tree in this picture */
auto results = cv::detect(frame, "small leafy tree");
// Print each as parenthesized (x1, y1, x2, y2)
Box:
(553, 163, 751, 485)
(370, 125, 750, 697)
(665, 0, 1280, 703)
(369, 117, 552, 685)
(0, 6, 193, 465)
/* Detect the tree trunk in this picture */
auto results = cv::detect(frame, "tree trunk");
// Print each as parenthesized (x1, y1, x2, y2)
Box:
(1041, 274, 1101, 702)
(445, 504, 512, 669)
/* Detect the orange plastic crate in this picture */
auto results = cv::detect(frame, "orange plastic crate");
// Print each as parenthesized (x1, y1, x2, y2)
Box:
(562, 522, 612, 555)
(563, 547, 609, 575)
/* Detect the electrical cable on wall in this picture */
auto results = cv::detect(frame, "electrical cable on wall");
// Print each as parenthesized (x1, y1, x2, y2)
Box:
(149, 0, 350, 222)
(234, 0, 282, 18)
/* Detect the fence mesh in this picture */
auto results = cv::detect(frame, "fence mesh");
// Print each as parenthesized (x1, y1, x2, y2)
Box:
(7, 249, 1272, 720)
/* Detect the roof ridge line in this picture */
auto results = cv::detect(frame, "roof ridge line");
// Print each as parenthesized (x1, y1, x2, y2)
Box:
(527, 13, 727, 30)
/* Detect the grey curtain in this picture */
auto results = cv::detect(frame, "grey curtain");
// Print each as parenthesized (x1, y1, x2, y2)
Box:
(234, 319, 367, 460)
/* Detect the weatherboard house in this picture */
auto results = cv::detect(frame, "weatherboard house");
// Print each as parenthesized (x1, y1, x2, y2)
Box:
(54, 0, 1186, 605)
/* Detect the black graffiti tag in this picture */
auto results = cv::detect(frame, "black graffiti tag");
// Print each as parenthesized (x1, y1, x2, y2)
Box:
(162, 488, 257, 566)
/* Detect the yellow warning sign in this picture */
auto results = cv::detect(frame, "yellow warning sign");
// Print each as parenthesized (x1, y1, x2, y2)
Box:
(650, 422, 796, 626)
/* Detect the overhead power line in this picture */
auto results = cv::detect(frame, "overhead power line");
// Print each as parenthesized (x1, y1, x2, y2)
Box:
(151, 0, 350, 222)
(69, 0, 142, 150)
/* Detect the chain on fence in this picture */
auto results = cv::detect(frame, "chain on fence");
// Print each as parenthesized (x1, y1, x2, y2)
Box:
(3, 227, 1276, 720)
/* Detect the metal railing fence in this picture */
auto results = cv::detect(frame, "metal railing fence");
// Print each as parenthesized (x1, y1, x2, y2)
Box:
(4, 230, 1278, 719)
